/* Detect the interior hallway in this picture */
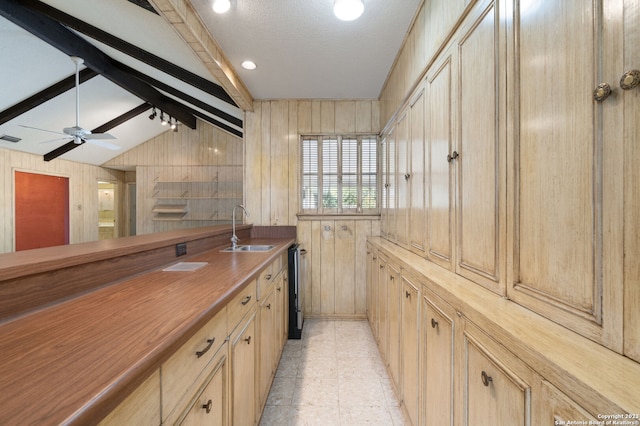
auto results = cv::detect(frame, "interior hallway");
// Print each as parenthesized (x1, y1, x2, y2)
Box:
(259, 319, 409, 425)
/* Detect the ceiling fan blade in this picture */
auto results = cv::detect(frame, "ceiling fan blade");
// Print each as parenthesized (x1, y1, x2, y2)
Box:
(39, 137, 72, 144)
(86, 139, 121, 150)
(84, 132, 116, 140)
(19, 125, 65, 136)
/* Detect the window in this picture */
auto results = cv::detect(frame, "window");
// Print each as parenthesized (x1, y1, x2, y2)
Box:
(301, 135, 379, 215)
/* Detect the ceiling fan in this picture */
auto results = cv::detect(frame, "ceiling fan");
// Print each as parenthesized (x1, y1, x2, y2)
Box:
(20, 56, 121, 150)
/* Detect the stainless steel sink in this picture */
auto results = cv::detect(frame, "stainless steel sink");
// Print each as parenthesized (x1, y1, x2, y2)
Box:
(221, 244, 275, 252)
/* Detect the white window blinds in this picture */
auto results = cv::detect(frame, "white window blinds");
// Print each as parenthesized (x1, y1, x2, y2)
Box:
(301, 135, 379, 214)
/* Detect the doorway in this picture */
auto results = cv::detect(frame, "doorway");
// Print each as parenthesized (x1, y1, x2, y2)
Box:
(98, 181, 116, 240)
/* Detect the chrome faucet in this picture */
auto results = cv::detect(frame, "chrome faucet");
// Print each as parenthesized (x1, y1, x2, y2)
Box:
(231, 205, 249, 250)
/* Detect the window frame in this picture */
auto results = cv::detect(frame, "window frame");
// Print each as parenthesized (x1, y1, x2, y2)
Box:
(299, 134, 380, 216)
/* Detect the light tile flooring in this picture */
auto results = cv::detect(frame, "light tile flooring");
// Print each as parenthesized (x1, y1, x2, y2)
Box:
(259, 319, 410, 425)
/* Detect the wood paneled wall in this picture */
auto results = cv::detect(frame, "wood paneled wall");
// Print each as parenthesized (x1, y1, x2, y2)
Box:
(105, 122, 243, 236)
(380, 0, 468, 126)
(245, 100, 381, 318)
(0, 147, 125, 254)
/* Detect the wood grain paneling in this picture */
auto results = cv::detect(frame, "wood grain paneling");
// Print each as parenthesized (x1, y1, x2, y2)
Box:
(245, 100, 381, 318)
(0, 147, 125, 254)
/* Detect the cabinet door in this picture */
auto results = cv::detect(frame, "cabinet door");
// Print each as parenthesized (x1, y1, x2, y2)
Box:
(427, 48, 455, 270)
(456, 0, 506, 295)
(369, 252, 380, 339)
(396, 110, 410, 247)
(388, 263, 402, 390)
(409, 87, 427, 255)
(401, 275, 420, 425)
(422, 291, 455, 426)
(231, 313, 256, 426)
(386, 128, 397, 241)
(536, 380, 596, 425)
(258, 289, 276, 410)
(99, 370, 160, 425)
(461, 322, 534, 426)
(180, 349, 228, 426)
(274, 272, 287, 355)
(377, 256, 389, 360)
(507, 0, 624, 349)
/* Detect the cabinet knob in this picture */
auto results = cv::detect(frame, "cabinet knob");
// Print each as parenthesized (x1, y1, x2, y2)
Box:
(244, 336, 252, 344)
(404, 173, 411, 181)
(447, 151, 459, 163)
(593, 83, 612, 102)
(195, 337, 215, 358)
(620, 70, 640, 90)
(265, 274, 272, 280)
(266, 303, 271, 310)
(202, 399, 213, 414)
(405, 291, 411, 299)
(431, 318, 439, 329)
(481, 370, 493, 387)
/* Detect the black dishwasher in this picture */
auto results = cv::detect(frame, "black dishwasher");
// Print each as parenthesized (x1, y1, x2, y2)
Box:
(288, 244, 304, 339)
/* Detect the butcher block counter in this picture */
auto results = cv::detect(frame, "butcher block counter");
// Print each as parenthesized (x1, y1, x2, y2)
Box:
(0, 225, 295, 425)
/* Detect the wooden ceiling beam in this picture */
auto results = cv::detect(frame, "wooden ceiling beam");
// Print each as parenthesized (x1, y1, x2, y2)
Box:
(43, 103, 151, 161)
(0, 0, 197, 129)
(0, 68, 98, 126)
(20, 0, 238, 108)
(149, 0, 254, 112)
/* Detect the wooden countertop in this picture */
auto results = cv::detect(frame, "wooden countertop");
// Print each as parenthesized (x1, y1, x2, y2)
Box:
(0, 233, 294, 425)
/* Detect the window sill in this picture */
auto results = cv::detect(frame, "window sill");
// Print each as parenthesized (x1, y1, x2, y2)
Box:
(297, 214, 381, 221)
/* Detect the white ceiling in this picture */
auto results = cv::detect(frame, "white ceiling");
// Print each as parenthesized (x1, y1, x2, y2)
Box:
(0, 0, 421, 166)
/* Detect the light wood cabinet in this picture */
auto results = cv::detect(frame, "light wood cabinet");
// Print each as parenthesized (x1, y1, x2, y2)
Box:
(98, 370, 160, 426)
(505, 0, 625, 351)
(401, 274, 420, 425)
(230, 311, 257, 426)
(377, 255, 389, 359)
(395, 110, 410, 247)
(162, 307, 228, 424)
(178, 346, 228, 426)
(536, 380, 596, 426)
(387, 262, 402, 391)
(257, 286, 276, 410)
(408, 88, 427, 255)
(459, 320, 535, 426)
(421, 288, 455, 426)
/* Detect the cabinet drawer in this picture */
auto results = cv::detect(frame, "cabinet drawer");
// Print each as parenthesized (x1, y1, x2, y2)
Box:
(228, 279, 257, 330)
(257, 263, 275, 300)
(162, 307, 228, 423)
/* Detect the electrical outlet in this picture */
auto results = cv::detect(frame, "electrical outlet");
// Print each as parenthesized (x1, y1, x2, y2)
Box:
(176, 243, 187, 257)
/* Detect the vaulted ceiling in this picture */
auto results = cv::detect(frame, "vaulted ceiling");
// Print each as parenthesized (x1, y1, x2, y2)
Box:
(0, 0, 421, 166)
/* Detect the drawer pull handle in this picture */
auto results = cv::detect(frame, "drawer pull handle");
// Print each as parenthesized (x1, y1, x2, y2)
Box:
(431, 318, 439, 329)
(277, 287, 282, 292)
(447, 151, 459, 162)
(244, 336, 252, 344)
(195, 338, 215, 358)
(481, 371, 493, 387)
(241, 295, 252, 305)
(202, 399, 213, 414)
(265, 274, 272, 280)
(266, 303, 271, 310)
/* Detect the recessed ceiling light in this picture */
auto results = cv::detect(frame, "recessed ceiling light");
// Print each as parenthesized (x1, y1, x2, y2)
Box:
(334, 0, 364, 21)
(212, 0, 230, 14)
(242, 60, 257, 70)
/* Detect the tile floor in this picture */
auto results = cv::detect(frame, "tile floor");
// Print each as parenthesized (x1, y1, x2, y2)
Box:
(259, 318, 410, 425)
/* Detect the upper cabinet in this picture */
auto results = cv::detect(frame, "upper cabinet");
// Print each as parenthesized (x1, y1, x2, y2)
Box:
(379, 0, 639, 356)
(505, 0, 626, 351)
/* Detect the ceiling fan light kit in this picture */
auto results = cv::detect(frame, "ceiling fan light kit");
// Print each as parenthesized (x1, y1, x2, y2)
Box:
(334, 0, 364, 21)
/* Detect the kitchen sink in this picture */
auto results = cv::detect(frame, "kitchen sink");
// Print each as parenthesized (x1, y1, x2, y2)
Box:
(221, 244, 275, 252)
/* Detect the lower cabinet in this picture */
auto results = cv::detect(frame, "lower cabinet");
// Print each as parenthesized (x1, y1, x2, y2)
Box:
(102, 254, 288, 425)
(179, 345, 228, 426)
(365, 241, 629, 426)
(231, 311, 257, 426)
(460, 320, 535, 426)
(401, 274, 420, 425)
(421, 288, 455, 426)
